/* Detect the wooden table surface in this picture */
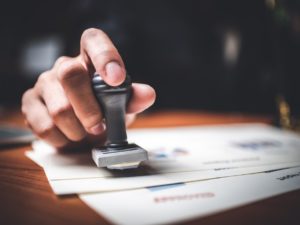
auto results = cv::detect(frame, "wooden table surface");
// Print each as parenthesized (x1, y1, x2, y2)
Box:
(0, 108, 299, 225)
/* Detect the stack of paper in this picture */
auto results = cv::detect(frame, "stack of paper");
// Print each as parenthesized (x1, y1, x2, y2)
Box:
(26, 124, 300, 224)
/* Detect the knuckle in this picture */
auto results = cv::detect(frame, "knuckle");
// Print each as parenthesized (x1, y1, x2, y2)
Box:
(57, 60, 74, 81)
(57, 60, 83, 82)
(21, 103, 27, 116)
(21, 102, 28, 116)
(35, 71, 52, 94)
(37, 71, 51, 85)
(55, 56, 69, 67)
(21, 89, 34, 114)
(49, 103, 72, 121)
(21, 89, 33, 103)
(36, 122, 56, 138)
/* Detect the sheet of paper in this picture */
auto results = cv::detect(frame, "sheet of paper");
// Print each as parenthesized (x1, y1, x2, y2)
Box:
(26, 124, 300, 195)
(80, 167, 300, 225)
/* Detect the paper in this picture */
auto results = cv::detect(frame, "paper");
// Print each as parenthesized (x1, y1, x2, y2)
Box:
(80, 167, 300, 225)
(26, 124, 300, 195)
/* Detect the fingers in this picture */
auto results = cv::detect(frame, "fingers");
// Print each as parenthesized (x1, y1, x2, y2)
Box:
(35, 71, 86, 141)
(21, 89, 69, 148)
(80, 28, 126, 86)
(127, 83, 156, 114)
(22, 79, 154, 148)
(56, 57, 104, 135)
(22, 28, 156, 150)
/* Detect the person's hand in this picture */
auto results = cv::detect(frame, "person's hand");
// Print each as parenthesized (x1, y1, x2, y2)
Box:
(21, 28, 156, 148)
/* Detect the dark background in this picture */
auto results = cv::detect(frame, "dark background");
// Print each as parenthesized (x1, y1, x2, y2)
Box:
(0, 0, 299, 114)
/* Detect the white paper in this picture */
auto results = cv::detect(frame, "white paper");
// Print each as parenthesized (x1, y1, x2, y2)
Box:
(26, 124, 300, 195)
(80, 167, 300, 225)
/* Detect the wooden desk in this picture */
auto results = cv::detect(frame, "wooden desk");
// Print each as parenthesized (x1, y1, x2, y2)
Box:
(0, 108, 299, 225)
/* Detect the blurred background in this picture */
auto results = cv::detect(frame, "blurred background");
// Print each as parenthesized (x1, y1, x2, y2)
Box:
(0, 0, 299, 116)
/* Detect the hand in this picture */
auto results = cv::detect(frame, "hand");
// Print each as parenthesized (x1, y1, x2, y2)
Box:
(22, 28, 156, 148)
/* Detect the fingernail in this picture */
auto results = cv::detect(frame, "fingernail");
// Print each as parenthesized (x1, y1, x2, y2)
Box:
(105, 61, 124, 85)
(90, 123, 104, 135)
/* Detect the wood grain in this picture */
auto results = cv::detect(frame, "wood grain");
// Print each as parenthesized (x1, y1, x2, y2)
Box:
(0, 108, 299, 225)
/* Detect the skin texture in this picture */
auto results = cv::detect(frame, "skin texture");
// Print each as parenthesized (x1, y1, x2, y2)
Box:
(22, 28, 156, 148)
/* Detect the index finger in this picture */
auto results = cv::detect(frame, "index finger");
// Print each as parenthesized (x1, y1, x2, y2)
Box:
(80, 28, 126, 86)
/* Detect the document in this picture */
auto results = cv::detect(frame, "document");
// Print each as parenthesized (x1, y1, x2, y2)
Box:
(79, 167, 300, 225)
(26, 124, 300, 195)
